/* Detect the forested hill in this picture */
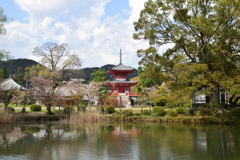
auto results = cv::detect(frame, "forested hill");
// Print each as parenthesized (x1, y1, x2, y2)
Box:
(81, 64, 138, 82)
(0, 59, 138, 83)
(0, 58, 38, 75)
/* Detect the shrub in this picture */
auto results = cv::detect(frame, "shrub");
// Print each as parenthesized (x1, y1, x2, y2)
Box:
(151, 113, 158, 117)
(64, 106, 75, 115)
(122, 110, 133, 116)
(167, 110, 178, 117)
(230, 108, 240, 118)
(176, 107, 184, 114)
(77, 104, 86, 112)
(185, 109, 194, 116)
(104, 106, 115, 114)
(4, 107, 15, 113)
(30, 105, 42, 111)
(153, 107, 166, 116)
(197, 106, 213, 116)
(153, 101, 166, 107)
(142, 109, 151, 116)
(135, 113, 141, 116)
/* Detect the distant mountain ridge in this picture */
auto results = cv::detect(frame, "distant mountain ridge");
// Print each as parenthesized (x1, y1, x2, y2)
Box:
(81, 64, 138, 82)
(0, 59, 138, 84)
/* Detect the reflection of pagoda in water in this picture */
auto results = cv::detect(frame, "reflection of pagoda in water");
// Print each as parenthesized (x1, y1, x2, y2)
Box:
(106, 50, 138, 108)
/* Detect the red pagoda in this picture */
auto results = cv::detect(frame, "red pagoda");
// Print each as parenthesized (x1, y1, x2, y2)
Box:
(106, 50, 138, 95)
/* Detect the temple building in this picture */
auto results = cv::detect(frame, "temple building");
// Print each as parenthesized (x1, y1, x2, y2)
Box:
(106, 50, 138, 108)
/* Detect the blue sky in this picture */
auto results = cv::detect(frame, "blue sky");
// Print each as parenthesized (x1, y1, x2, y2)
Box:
(0, 0, 149, 68)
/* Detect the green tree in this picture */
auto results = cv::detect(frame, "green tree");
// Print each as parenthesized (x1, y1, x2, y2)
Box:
(0, 7, 7, 36)
(91, 68, 107, 106)
(130, 76, 138, 93)
(91, 68, 107, 82)
(134, 0, 240, 107)
(1, 65, 8, 79)
(24, 67, 31, 88)
(138, 64, 164, 88)
(136, 64, 166, 95)
(16, 67, 23, 84)
(0, 8, 12, 62)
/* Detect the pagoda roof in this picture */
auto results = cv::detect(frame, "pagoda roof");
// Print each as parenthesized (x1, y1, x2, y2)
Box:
(109, 63, 134, 71)
(106, 80, 138, 86)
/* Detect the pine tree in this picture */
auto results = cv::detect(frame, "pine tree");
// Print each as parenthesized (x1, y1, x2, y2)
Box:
(2, 65, 8, 79)
(16, 67, 23, 84)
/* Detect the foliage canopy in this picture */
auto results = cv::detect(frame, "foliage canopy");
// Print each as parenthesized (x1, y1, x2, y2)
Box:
(134, 0, 240, 106)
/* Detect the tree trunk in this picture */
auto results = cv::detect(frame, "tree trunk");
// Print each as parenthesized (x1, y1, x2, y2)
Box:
(89, 103, 91, 113)
(47, 102, 53, 115)
(4, 102, 8, 112)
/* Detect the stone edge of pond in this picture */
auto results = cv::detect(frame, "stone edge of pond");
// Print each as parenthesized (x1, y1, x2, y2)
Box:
(8, 114, 240, 125)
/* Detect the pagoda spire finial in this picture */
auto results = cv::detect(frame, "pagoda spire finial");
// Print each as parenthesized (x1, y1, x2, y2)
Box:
(120, 49, 122, 64)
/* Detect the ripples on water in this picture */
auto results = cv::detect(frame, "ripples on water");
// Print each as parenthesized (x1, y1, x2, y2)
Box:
(0, 123, 240, 160)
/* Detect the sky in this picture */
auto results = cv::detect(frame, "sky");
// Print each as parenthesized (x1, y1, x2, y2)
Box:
(0, 0, 151, 69)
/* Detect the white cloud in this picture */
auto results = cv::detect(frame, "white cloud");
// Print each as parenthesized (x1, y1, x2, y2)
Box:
(1, 0, 151, 69)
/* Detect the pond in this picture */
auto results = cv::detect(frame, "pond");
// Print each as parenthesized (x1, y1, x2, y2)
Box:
(0, 123, 239, 160)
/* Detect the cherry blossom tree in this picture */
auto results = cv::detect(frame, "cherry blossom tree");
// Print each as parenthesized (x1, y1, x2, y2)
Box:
(65, 78, 85, 105)
(30, 76, 65, 114)
(67, 79, 103, 112)
(29, 42, 82, 114)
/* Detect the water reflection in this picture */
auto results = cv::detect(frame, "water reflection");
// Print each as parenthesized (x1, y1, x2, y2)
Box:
(0, 123, 240, 160)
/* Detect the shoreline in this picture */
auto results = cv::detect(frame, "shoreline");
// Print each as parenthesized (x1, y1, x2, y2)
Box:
(3, 113, 239, 125)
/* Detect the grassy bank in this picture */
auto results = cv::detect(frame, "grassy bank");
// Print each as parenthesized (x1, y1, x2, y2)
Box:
(0, 112, 238, 125)
(106, 115, 239, 125)
(1, 105, 240, 125)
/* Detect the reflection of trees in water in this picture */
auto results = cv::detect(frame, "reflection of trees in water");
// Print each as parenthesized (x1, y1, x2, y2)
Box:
(0, 125, 15, 150)
(0, 124, 240, 159)
(137, 124, 240, 159)
(138, 125, 161, 160)
(193, 125, 240, 159)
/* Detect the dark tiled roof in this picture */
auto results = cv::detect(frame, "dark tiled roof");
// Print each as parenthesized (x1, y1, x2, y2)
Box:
(110, 63, 134, 71)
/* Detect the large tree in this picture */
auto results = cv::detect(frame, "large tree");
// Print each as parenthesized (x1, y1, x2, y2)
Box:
(33, 42, 82, 72)
(0, 8, 12, 62)
(134, 0, 240, 107)
(31, 42, 82, 114)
